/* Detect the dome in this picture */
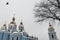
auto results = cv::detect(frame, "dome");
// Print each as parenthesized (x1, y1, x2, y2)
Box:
(10, 16, 16, 25)
(1, 22, 7, 31)
(48, 24, 54, 29)
(3, 21, 6, 27)
(3, 23, 6, 26)
(20, 21, 23, 26)
(19, 19, 24, 26)
(12, 17, 15, 21)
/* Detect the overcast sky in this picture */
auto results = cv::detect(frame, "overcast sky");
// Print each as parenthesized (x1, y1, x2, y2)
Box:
(0, 0, 60, 40)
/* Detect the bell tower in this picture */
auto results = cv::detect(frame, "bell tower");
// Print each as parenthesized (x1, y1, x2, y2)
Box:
(18, 19, 24, 32)
(1, 22, 7, 31)
(48, 22, 58, 40)
(8, 14, 17, 32)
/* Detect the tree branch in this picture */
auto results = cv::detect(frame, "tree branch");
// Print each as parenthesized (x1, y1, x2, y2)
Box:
(48, 0, 58, 7)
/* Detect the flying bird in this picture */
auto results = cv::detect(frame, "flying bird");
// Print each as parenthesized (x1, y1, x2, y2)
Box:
(6, 2, 9, 5)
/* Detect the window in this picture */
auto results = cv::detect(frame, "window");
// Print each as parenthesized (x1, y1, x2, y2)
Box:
(8, 35, 10, 40)
(12, 37, 14, 40)
(52, 35, 54, 38)
(17, 37, 18, 40)
(8, 30, 10, 32)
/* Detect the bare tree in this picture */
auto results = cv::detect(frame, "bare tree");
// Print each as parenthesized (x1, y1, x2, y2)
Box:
(34, 0, 60, 22)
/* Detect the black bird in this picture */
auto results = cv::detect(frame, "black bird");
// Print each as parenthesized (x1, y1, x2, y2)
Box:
(6, 2, 9, 5)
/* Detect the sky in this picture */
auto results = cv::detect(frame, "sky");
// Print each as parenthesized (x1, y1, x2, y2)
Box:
(0, 0, 60, 40)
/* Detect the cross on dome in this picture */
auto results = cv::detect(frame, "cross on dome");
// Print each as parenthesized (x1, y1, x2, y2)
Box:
(12, 14, 15, 21)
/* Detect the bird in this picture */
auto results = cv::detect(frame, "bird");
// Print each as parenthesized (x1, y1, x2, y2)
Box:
(6, 2, 9, 5)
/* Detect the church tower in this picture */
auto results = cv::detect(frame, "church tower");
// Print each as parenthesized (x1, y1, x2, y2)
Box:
(48, 22, 58, 40)
(8, 15, 17, 32)
(1, 22, 7, 31)
(18, 20, 24, 32)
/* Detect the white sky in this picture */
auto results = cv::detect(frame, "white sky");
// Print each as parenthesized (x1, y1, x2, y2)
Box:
(0, 0, 60, 40)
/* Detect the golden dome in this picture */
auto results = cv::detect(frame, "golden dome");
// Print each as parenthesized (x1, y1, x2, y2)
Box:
(3, 24, 6, 26)
(12, 17, 15, 22)
(3, 23, 6, 27)
(10, 17, 16, 24)
(20, 19, 23, 26)
(20, 22, 23, 25)
(10, 14, 16, 24)
(3, 21, 6, 27)
(48, 22, 54, 29)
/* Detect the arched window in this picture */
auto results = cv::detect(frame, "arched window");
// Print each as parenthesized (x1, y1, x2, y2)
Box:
(52, 35, 54, 38)
(17, 37, 18, 40)
(12, 37, 14, 40)
(8, 29, 10, 32)
(8, 35, 10, 40)
(10, 26, 12, 29)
